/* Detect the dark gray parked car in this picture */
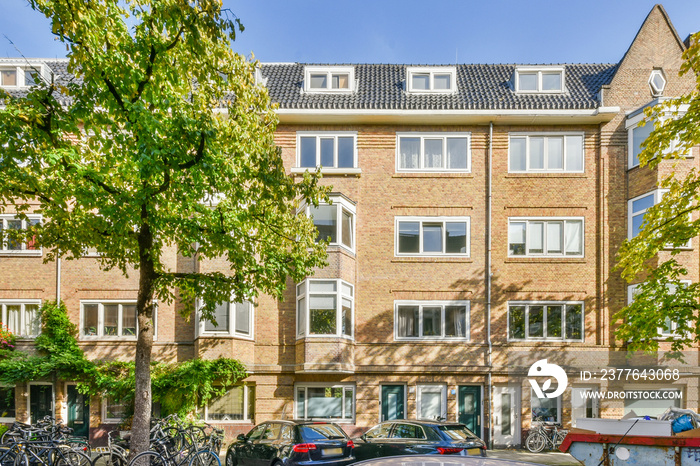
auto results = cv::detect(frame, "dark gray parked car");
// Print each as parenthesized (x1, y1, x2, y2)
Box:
(352, 420, 486, 461)
(225, 420, 355, 466)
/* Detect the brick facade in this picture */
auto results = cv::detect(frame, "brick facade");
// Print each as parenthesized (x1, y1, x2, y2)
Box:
(1, 4, 698, 448)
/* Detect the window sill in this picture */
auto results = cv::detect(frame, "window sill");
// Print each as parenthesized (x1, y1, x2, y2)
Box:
(202, 419, 254, 424)
(506, 340, 586, 344)
(395, 338, 470, 342)
(198, 333, 254, 342)
(291, 167, 361, 176)
(393, 173, 474, 178)
(392, 257, 472, 263)
(505, 173, 586, 178)
(505, 257, 585, 263)
(80, 337, 137, 341)
(296, 335, 355, 341)
(0, 251, 42, 257)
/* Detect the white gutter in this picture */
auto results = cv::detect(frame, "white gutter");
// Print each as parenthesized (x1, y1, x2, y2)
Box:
(487, 121, 494, 449)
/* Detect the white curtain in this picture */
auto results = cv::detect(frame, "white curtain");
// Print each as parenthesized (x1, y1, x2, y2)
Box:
(400, 138, 419, 169)
(565, 221, 582, 255)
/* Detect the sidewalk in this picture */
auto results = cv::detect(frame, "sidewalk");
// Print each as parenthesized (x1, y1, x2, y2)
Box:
(486, 448, 581, 465)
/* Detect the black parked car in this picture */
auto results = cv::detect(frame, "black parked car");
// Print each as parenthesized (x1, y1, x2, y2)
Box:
(352, 420, 486, 461)
(225, 420, 355, 466)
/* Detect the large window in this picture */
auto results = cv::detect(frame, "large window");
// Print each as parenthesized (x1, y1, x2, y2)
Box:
(201, 300, 254, 339)
(508, 218, 583, 257)
(395, 301, 469, 340)
(571, 387, 599, 427)
(296, 384, 354, 421)
(627, 282, 689, 338)
(531, 389, 561, 424)
(0, 215, 42, 255)
(406, 67, 456, 93)
(203, 385, 255, 422)
(396, 217, 470, 256)
(296, 279, 353, 338)
(102, 396, 127, 423)
(627, 189, 665, 239)
(1, 301, 41, 338)
(508, 302, 584, 341)
(300, 196, 355, 251)
(509, 134, 584, 172)
(81, 301, 138, 339)
(416, 385, 446, 420)
(296, 132, 357, 170)
(0, 386, 15, 421)
(396, 133, 471, 172)
(626, 108, 685, 169)
(304, 66, 354, 92)
(514, 67, 565, 93)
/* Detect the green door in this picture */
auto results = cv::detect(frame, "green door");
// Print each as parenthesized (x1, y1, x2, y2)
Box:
(458, 386, 481, 436)
(381, 385, 404, 421)
(30, 384, 53, 423)
(67, 385, 90, 438)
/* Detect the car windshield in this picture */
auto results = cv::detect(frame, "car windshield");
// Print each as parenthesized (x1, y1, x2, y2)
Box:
(438, 425, 479, 440)
(299, 424, 347, 441)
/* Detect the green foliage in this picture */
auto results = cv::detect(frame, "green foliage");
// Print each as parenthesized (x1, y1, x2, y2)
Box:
(616, 32, 700, 353)
(0, 325, 15, 351)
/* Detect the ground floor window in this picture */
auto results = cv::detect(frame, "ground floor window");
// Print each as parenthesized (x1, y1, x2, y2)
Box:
(531, 389, 561, 424)
(204, 385, 255, 422)
(296, 384, 354, 421)
(624, 389, 682, 418)
(417, 384, 446, 420)
(102, 396, 127, 423)
(571, 387, 599, 427)
(0, 386, 15, 420)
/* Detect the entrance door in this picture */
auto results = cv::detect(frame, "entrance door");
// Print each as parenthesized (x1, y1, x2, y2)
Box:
(493, 385, 521, 446)
(381, 385, 405, 421)
(458, 386, 481, 437)
(29, 384, 53, 423)
(67, 385, 90, 437)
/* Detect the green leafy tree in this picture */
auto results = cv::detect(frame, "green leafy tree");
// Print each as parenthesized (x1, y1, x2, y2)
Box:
(616, 33, 700, 353)
(0, 0, 327, 455)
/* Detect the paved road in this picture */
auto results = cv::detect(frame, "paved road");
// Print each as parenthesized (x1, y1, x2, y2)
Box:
(487, 449, 581, 465)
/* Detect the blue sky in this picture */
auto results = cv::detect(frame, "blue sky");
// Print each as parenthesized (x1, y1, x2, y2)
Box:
(2, 1, 699, 65)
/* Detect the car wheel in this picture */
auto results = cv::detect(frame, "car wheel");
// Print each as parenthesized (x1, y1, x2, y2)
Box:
(225, 454, 237, 466)
(271, 460, 283, 466)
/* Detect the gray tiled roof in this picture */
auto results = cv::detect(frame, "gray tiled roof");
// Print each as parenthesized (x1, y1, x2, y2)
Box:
(1, 60, 79, 106)
(262, 63, 617, 111)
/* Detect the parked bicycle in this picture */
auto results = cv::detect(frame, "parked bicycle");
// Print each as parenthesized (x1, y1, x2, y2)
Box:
(525, 421, 568, 453)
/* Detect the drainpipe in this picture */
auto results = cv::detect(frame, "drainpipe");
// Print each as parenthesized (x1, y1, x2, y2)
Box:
(56, 255, 61, 305)
(487, 122, 494, 449)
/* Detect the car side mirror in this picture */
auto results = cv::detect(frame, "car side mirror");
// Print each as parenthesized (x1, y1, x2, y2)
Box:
(237, 434, 247, 442)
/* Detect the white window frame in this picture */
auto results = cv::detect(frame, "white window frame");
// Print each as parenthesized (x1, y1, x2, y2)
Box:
(299, 195, 356, 253)
(508, 133, 584, 173)
(80, 300, 143, 340)
(649, 69, 667, 97)
(0, 384, 15, 422)
(507, 301, 585, 342)
(571, 386, 599, 427)
(627, 189, 691, 248)
(294, 132, 358, 172)
(627, 281, 691, 338)
(406, 67, 457, 93)
(304, 66, 355, 93)
(531, 388, 562, 424)
(626, 107, 688, 169)
(395, 216, 471, 257)
(0, 215, 42, 256)
(514, 66, 565, 94)
(202, 384, 255, 423)
(396, 132, 471, 173)
(296, 279, 354, 339)
(508, 217, 584, 258)
(101, 395, 127, 424)
(295, 383, 355, 422)
(197, 299, 255, 340)
(0, 63, 45, 88)
(416, 384, 447, 420)
(394, 300, 470, 341)
(1, 300, 42, 338)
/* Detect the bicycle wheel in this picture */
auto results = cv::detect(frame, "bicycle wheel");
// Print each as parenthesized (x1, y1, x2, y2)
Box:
(129, 451, 167, 466)
(555, 429, 568, 446)
(525, 432, 547, 453)
(55, 449, 92, 466)
(188, 450, 220, 466)
(0, 448, 28, 466)
(92, 452, 127, 466)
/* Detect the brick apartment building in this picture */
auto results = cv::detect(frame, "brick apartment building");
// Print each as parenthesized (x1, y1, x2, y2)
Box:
(1, 4, 698, 447)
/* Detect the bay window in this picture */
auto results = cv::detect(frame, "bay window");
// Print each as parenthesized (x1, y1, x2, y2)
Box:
(297, 279, 353, 338)
(200, 300, 254, 339)
(301, 196, 356, 251)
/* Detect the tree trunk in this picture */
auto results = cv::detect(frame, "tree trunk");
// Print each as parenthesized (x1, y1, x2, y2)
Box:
(130, 216, 157, 458)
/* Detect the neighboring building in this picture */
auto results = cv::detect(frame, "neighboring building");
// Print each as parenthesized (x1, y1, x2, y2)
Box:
(1, 4, 698, 447)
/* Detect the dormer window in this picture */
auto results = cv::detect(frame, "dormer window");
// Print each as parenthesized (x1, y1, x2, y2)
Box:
(406, 67, 456, 93)
(514, 67, 565, 93)
(304, 66, 354, 93)
(649, 69, 666, 97)
(0, 63, 44, 89)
